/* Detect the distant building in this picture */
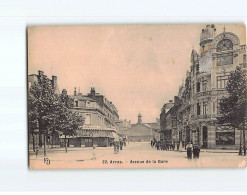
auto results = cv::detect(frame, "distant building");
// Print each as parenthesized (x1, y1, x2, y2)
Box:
(124, 114, 160, 142)
(160, 98, 181, 145)
(115, 119, 131, 138)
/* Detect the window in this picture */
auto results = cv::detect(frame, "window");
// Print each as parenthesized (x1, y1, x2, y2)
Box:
(217, 52, 233, 66)
(213, 102, 215, 113)
(85, 114, 91, 125)
(217, 76, 229, 89)
(192, 84, 194, 95)
(244, 54, 246, 63)
(217, 39, 233, 52)
(202, 81, 207, 92)
(216, 131, 235, 145)
(217, 99, 222, 114)
(196, 82, 200, 93)
(203, 102, 207, 115)
(197, 103, 200, 116)
(75, 101, 78, 107)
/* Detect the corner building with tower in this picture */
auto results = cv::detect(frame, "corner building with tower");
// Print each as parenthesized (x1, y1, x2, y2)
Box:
(160, 24, 246, 149)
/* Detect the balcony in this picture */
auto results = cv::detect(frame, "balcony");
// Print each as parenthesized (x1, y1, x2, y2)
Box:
(217, 90, 228, 95)
(193, 91, 211, 99)
(197, 114, 211, 120)
(240, 45, 246, 50)
(239, 63, 247, 68)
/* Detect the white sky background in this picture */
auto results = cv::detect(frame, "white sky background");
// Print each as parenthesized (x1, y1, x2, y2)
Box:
(28, 24, 246, 123)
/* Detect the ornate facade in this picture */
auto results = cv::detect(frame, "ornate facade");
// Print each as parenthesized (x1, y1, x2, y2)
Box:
(160, 24, 246, 149)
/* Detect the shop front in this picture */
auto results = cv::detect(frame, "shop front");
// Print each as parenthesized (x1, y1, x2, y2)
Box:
(59, 126, 116, 148)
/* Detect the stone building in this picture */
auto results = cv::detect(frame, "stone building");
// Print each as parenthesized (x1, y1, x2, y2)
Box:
(124, 114, 159, 142)
(115, 119, 132, 138)
(28, 71, 120, 148)
(160, 98, 182, 145)
(64, 87, 119, 147)
(160, 24, 247, 149)
(28, 70, 60, 94)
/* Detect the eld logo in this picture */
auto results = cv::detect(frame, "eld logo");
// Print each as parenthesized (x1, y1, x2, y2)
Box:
(44, 157, 50, 165)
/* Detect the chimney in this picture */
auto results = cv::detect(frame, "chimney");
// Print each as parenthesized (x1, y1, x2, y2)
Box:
(52, 76, 60, 94)
(74, 87, 77, 96)
(90, 87, 96, 99)
(62, 89, 67, 95)
(38, 70, 44, 77)
(174, 96, 180, 105)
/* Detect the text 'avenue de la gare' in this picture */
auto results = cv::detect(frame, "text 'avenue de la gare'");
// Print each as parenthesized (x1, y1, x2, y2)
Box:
(102, 160, 168, 164)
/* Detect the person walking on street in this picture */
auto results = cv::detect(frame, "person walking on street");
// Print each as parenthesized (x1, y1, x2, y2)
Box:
(193, 145, 200, 158)
(186, 142, 193, 159)
(120, 140, 123, 150)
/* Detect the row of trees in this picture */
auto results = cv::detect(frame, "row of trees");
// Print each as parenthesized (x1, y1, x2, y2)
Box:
(28, 74, 84, 156)
(218, 66, 246, 156)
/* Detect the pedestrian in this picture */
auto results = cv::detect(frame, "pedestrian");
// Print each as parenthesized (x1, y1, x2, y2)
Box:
(92, 146, 96, 160)
(120, 140, 123, 150)
(156, 141, 160, 150)
(193, 145, 200, 158)
(186, 142, 193, 159)
(35, 146, 39, 157)
(114, 141, 119, 154)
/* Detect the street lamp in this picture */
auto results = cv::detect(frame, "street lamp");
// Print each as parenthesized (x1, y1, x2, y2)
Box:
(239, 129, 242, 155)
(33, 128, 39, 156)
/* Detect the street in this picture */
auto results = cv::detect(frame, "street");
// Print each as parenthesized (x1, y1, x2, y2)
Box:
(29, 142, 247, 169)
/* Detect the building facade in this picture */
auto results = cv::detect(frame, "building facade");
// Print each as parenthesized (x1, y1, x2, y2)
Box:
(124, 114, 159, 142)
(64, 87, 120, 147)
(160, 24, 247, 149)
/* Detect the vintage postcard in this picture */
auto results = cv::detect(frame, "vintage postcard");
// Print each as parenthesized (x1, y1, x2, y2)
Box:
(28, 24, 247, 169)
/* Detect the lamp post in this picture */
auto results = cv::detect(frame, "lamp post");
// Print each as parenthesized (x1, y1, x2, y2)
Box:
(243, 122, 246, 156)
(239, 129, 242, 155)
(33, 128, 39, 156)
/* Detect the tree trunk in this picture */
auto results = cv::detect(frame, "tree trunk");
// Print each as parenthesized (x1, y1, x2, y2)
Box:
(51, 134, 53, 149)
(239, 129, 242, 155)
(32, 134, 35, 152)
(39, 133, 42, 147)
(243, 122, 246, 156)
(65, 135, 68, 153)
(44, 134, 46, 157)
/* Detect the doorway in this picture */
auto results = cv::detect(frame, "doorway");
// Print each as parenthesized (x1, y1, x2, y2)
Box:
(85, 138, 93, 147)
(202, 126, 208, 148)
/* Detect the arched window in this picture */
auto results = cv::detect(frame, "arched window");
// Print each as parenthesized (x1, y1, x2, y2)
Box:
(196, 82, 200, 93)
(75, 100, 78, 107)
(217, 39, 233, 52)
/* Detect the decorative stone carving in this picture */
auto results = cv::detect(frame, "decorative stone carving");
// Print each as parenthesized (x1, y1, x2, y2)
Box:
(217, 39, 233, 52)
(211, 32, 240, 49)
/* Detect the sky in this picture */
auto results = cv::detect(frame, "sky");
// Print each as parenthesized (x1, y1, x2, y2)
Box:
(28, 24, 246, 123)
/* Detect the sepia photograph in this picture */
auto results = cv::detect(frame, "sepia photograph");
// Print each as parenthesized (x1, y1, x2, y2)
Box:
(27, 24, 247, 169)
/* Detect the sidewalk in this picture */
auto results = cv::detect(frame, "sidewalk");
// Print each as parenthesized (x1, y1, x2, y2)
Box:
(29, 145, 114, 161)
(173, 148, 239, 153)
